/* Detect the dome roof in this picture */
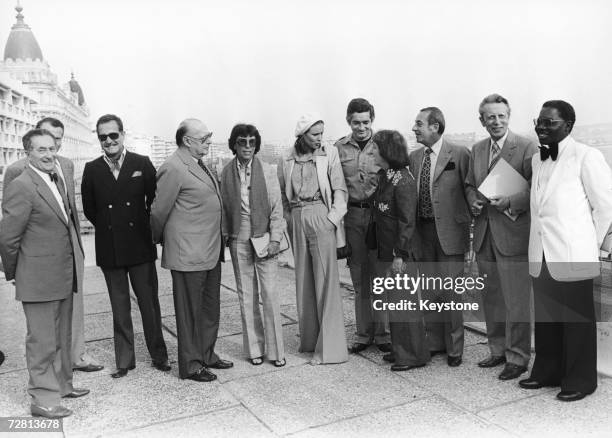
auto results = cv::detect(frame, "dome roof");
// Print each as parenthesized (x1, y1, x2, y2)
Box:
(3, 3, 44, 62)
(69, 73, 86, 106)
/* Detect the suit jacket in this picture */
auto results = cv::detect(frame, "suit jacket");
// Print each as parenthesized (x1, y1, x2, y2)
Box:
(466, 131, 538, 256)
(150, 147, 224, 272)
(373, 168, 417, 262)
(529, 136, 612, 281)
(408, 139, 471, 256)
(81, 151, 157, 268)
(277, 144, 348, 247)
(0, 167, 76, 302)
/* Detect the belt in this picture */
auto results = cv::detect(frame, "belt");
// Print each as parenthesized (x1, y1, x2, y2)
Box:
(348, 200, 371, 208)
(291, 199, 324, 209)
(418, 217, 435, 223)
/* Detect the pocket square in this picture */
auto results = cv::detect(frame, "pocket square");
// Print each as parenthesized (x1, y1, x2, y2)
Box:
(443, 162, 455, 171)
(131, 171, 142, 177)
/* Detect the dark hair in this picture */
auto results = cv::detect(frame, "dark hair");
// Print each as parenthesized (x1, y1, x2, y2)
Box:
(478, 94, 511, 116)
(542, 100, 576, 130)
(22, 128, 54, 151)
(372, 130, 409, 170)
(346, 98, 375, 121)
(228, 124, 261, 155)
(294, 121, 323, 156)
(96, 114, 124, 133)
(420, 107, 445, 135)
(175, 123, 188, 147)
(35, 117, 64, 132)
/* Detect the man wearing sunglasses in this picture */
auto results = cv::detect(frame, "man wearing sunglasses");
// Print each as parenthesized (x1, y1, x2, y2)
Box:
(520, 100, 612, 402)
(2, 117, 104, 375)
(81, 114, 169, 379)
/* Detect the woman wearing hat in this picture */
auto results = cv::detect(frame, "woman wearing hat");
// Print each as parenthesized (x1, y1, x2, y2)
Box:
(277, 114, 349, 365)
(221, 124, 286, 367)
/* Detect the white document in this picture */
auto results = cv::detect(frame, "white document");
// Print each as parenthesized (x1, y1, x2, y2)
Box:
(478, 158, 528, 222)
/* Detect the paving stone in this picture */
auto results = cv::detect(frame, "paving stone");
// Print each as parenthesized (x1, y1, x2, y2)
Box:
(225, 355, 430, 435)
(478, 378, 612, 437)
(83, 292, 113, 315)
(291, 395, 512, 438)
(108, 406, 274, 438)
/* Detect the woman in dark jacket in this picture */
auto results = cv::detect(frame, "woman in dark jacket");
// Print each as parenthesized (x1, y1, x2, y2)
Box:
(371, 130, 430, 371)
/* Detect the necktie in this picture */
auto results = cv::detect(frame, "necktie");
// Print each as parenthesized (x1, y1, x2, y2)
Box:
(418, 148, 434, 219)
(539, 143, 559, 161)
(488, 141, 502, 172)
(49, 172, 73, 224)
(197, 159, 215, 183)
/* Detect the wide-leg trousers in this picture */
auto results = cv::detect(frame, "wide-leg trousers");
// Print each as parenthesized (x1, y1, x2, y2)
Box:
(291, 203, 348, 364)
(345, 205, 390, 345)
(229, 217, 284, 361)
(22, 294, 74, 407)
(476, 227, 531, 366)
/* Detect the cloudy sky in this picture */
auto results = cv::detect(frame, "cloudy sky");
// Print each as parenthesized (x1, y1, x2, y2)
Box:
(1, 0, 611, 144)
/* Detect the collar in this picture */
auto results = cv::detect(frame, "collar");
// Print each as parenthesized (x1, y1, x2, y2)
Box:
(541, 135, 571, 158)
(103, 147, 126, 165)
(28, 163, 53, 181)
(290, 144, 327, 160)
(427, 137, 443, 155)
(236, 158, 253, 171)
(339, 133, 375, 149)
(490, 130, 509, 150)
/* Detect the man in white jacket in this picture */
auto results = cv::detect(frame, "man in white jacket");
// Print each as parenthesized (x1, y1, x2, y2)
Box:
(520, 100, 612, 402)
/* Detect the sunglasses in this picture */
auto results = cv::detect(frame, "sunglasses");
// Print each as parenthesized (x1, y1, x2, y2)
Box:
(98, 132, 121, 142)
(533, 118, 565, 128)
(236, 137, 257, 147)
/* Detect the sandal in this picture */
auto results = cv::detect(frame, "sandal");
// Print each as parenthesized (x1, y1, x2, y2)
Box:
(273, 358, 286, 367)
(250, 357, 263, 366)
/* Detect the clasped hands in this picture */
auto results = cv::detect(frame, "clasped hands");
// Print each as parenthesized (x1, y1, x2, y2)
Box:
(471, 196, 510, 216)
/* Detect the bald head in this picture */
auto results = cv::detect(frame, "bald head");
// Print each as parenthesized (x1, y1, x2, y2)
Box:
(176, 118, 213, 159)
(175, 118, 208, 147)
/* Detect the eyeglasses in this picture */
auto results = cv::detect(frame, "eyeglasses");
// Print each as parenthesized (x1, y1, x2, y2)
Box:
(533, 118, 565, 128)
(98, 132, 121, 142)
(236, 137, 256, 147)
(185, 133, 213, 144)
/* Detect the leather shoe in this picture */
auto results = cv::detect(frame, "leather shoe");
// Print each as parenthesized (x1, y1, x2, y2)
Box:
(153, 361, 171, 372)
(447, 355, 462, 367)
(186, 367, 217, 382)
(111, 365, 135, 378)
(382, 353, 395, 363)
(377, 343, 392, 353)
(391, 363, 426, 372)
(349, 342, 369, 354)
(73, 363, 104, 372)
(62, 388, 90, 398)
(498, 363, 527, 381)
(478, 355, 506, 368)
(556, 390, 588, 402)
(31, 404, 72, 418)
(518, 378, 547, 389)
(208, 359, 233, 369)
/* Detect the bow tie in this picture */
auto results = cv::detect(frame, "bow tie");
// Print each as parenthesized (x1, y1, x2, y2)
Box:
(539, 143, 558, 161)
(49, 172, 59, 183)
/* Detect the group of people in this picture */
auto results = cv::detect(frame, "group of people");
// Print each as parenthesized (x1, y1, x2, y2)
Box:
(0, 93, 610, 420)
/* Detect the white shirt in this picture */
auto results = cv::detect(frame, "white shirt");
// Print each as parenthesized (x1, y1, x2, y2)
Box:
(418, 136, 443, 197)
(103, 147, 126, 179)
(236, 158, 252, 215)
(29, 164, 68, 222)
(489, 131, 509, 167)
(536, 137, 569, 194)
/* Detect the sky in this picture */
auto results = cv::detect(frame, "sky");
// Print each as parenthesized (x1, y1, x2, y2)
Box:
(1, 0, 611, 144)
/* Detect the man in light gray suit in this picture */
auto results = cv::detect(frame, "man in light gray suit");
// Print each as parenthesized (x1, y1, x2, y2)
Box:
(408, 107, 471, 367)
(466, 94, 538, 380)
(0, 129, 89, 418)
(2, 117, 103, 374)
(151, 118, 233, 382)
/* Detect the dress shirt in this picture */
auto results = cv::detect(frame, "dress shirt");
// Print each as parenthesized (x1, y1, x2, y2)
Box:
(103, 147, 126, 179)
(489, 130, 509, 167)
(29, 164, 68, 222)
(236, 158, 252, 215)
(291, 149, 323, 203)
(334, 134, 381, 201)
(536, 137, 569, 192)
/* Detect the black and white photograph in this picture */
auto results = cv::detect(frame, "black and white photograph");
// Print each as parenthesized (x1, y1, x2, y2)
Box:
(0, 0, 611, 436)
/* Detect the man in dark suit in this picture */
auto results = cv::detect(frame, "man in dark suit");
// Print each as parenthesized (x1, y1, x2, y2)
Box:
(408, 107, 470, 367)
(466, 94, 538, 380)
(81, 114, 169, 378)
(3, 117, 103, 374)
(151, 118, 233, 382)
(0, 129, 89, 418)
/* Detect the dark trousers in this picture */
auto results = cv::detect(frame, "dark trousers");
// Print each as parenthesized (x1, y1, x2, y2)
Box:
(171, 262, 221, 378)
(417, 220, 465, 357)
(530, 261, 597, 394)
(22, 294, 73, 407)
(102, 262, 168, 369)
